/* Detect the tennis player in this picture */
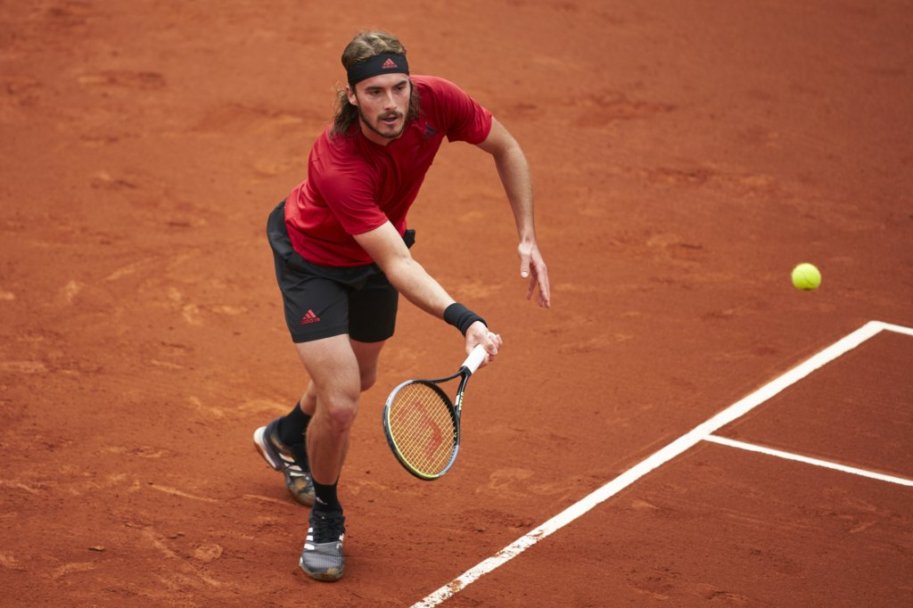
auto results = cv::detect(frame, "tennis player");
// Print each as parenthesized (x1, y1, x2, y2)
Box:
(253, 30, 550, 582)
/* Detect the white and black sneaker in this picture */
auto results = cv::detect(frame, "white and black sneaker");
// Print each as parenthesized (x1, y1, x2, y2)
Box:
(299, 509, 346, 581)
(253, 418, 315, 506)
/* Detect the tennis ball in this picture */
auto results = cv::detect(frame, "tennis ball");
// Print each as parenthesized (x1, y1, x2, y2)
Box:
(791, 263, 821, 291)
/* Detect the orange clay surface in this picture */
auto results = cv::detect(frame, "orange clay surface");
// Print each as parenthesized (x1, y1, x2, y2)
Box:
(2, 1, 912, 606)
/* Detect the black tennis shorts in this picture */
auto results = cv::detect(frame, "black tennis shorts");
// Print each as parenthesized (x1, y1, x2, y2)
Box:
(266, 200, 413, 344)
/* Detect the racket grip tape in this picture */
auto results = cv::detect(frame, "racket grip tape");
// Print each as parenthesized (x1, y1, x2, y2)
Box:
(461, 344, 488, 375)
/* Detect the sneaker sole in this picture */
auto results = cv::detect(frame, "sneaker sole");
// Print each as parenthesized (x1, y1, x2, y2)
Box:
(299, 557, 344, 582)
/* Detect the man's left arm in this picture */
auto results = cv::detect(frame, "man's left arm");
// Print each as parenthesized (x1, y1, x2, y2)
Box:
(476, 117, 551, 308)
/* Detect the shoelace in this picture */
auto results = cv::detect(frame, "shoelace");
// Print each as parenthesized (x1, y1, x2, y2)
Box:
(310, 511, 345, 544)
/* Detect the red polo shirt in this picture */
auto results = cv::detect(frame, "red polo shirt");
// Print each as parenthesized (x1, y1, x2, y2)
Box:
(284, 75, 493, 267)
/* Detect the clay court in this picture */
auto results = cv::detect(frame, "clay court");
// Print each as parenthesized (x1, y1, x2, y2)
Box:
(2, 1, 912, 606)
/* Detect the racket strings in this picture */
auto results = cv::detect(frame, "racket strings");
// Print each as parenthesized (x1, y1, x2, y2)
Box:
(387, 383, 457, 477)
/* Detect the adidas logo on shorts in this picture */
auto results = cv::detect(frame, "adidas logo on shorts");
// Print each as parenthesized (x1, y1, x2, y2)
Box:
(300, 309, 321, 325)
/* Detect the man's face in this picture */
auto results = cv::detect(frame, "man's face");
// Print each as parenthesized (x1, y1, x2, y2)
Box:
(347, 73, 411, 145)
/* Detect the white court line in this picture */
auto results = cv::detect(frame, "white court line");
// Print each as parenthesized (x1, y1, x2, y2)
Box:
(879, 321, 913, 337)
(412, 320, 910, 607)
(705, 435, 913, 487)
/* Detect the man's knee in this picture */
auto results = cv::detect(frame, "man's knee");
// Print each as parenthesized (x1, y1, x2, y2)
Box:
(324, 396, 359, 433)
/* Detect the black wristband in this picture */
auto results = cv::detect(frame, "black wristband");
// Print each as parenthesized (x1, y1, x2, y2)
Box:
(443, 303, 487, 336)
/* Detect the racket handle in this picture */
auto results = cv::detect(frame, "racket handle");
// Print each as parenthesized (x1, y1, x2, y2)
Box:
(461, 344, 488, 375)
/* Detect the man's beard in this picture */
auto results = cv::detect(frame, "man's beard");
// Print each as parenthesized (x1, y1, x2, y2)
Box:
(358, 107, 406, 140)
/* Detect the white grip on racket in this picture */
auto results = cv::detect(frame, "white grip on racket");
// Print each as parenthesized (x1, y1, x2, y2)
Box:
(461, 344, 488, 376)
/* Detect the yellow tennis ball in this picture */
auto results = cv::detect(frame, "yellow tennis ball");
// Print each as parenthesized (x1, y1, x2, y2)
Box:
(791, 263, 821, 290)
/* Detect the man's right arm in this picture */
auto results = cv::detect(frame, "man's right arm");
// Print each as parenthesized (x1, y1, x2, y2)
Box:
(354, 221, 453, 318)
(354, 221, 501, 357)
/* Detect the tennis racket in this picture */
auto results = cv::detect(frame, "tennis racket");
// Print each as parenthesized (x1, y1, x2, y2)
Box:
(382, 344, 488, 480)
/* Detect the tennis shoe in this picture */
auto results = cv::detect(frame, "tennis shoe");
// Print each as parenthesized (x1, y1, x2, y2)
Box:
(253, 418, 315, 506)
(299, 509, 346, 581)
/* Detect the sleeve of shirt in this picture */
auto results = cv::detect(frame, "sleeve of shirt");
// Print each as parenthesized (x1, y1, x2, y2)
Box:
(423, 76, 493, 145)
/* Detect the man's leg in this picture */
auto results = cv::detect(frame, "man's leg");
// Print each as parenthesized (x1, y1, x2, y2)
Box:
(296, 336, 361, 489)
(297, 336, 385, 483)
(294, 334, 367, 582)
(253, 338, 385, 510)
(296, 336, 384, 412)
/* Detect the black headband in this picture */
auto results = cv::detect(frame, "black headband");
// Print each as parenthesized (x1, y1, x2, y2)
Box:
(347, 52, 410, 86)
